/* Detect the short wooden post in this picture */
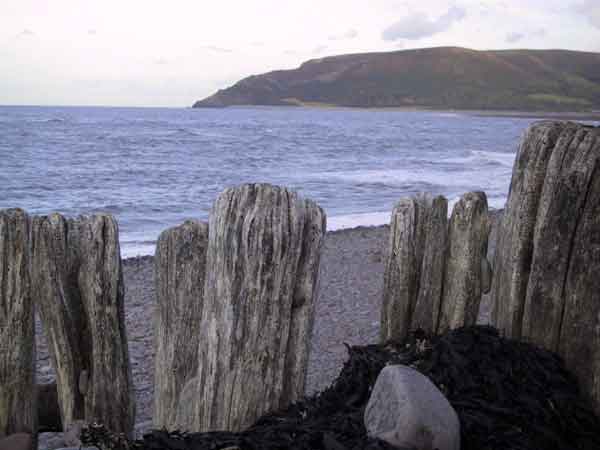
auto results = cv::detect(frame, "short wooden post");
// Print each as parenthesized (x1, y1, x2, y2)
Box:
(153, 220, 208, 431)
(438, 191, 489, 333)
(381, 194, 448, 342)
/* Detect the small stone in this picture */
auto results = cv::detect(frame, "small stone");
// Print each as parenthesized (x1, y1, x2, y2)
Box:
(0, 433, 32, 450)
(365, 365, 460, 450)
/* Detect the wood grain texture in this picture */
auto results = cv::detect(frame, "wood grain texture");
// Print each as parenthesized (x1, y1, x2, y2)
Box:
(558, 144, 600, 416)
(31, 214, 87, 429)
(381, 198, 418, 342)
(31, 213, 135, 436)
(381, 194, 449, 342)
(193, 183, 325, 432)
(522, 125, 598, 350)
(153, 220, 208, 430)
(490, 121, 572, 339)
(412, 195, 448, 335)
(489, 121, 600, 414)
(0, 209, 36, 447)
(438, 192, 489, 333)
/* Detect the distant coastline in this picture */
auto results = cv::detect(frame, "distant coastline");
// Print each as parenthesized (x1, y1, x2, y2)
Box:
(193, 46, 600, 112)
(194, 103, 600, 122)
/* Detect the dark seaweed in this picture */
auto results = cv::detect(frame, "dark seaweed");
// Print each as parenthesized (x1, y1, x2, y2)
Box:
(82, 326, 600, 450)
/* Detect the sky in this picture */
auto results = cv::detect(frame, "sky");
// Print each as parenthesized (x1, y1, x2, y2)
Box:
(1, 0, 599, 107)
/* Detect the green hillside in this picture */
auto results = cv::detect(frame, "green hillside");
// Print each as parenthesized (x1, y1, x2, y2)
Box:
(193, 47, 600, 111)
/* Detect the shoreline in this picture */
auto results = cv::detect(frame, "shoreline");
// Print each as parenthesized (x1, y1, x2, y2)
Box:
(193, 103, 600, 121)
(122, 223, 392, 263)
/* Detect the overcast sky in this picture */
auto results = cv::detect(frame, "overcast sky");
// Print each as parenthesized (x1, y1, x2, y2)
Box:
(2, 0, 599, 107)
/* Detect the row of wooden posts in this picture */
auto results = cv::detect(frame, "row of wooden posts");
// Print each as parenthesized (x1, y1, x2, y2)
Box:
(1, 121, 599, 448)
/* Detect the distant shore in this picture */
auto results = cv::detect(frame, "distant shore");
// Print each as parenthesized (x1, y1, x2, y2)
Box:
(199, 103, 600, 122)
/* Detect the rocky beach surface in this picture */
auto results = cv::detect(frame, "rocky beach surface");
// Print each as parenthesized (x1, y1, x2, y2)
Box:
(35, 212, 501, 449)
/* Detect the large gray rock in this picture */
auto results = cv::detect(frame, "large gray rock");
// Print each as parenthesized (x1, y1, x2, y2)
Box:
(365, 365, 460, 450)
(381, 194, 448, 342)
(153, 220, 208, 430)
(0, 209, 36, 447)
(192, 184, 326, 432)
(31, 213, 135, 436)
(438, 192, 489, 333)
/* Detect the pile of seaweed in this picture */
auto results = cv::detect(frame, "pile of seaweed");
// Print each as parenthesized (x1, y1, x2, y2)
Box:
(82, 326, 600, 450)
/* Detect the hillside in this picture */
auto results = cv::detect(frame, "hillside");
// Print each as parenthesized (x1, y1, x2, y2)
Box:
(193, 47, 600, 111)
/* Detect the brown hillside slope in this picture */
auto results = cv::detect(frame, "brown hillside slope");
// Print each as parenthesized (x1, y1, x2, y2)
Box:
(193, 47, 600, 111)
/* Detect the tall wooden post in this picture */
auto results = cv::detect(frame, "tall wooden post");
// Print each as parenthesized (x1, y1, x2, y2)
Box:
(193, 184, 326, 432)
(0, 209, 36, 448)
(31, 213, 135, 436)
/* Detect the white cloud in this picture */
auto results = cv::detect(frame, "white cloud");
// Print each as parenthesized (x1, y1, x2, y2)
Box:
(506, 32, 525, 43)
(328, 29, 358, 41)
(18, 29, 35, 37)
(382, 6, 466, 41)
(506, 28, 547, 44)
(198, 45, 234, 53)
(312, 45, 328, 55)
(573, 0, 600, 29)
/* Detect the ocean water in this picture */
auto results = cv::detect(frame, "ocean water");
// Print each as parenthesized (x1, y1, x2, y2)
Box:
(0, 105, 554, 257)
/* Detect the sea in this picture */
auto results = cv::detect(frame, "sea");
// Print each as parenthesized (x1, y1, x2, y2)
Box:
(1, 105, 588, 258)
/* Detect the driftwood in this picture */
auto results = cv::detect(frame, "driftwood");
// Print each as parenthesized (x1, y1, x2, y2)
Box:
(381, 194, 448, 341)
(31, 213, 135, 435)
(0, 209, 36, 446)
(438, 192, 489, 333)
(490, 121, 600, 414)
(153, 220, 208, 431)
(192, 183, 326, 432)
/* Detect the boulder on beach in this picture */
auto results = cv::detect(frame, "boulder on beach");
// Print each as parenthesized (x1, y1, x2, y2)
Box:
(364, 365, 460, 450)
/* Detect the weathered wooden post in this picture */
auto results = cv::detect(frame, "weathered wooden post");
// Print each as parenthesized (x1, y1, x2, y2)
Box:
(490, 121, 600, 415)
(153, 220, 208, 431)
(381, 194, 448, 342)
(192, 183, 326, 432)
(437, 192, 489, 333)
(382, 191, 489, 341)
(490, 122, 574, 339)
(31, 213, 135, 436)
(0, 209, 36, 447)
